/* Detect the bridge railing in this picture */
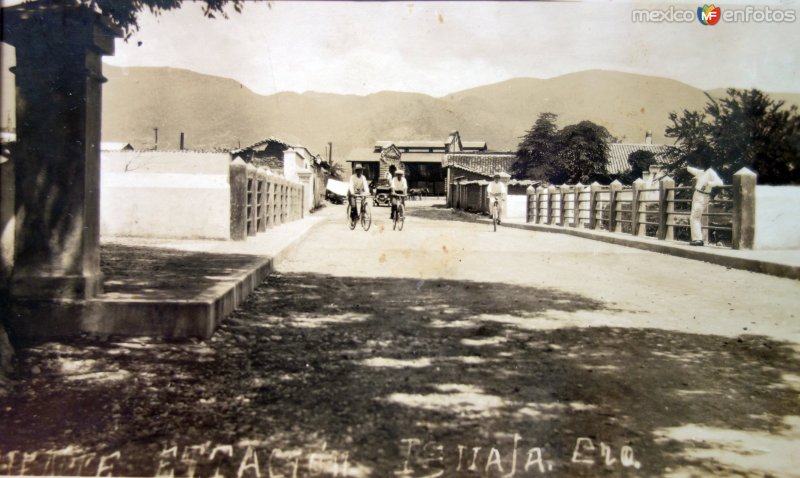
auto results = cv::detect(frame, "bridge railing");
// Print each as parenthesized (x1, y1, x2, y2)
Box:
(230, 159, 304, 241)
(525, 169, 757, 249)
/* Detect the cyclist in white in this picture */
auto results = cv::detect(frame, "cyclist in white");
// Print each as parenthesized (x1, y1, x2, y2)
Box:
(348, 163, 370, 223)
(390, 169, 408, 220)
(487, 172, 507, 223)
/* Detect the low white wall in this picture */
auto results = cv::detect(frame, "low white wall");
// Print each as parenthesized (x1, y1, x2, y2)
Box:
(755, 185, 800, 250)
(507, 194, 527, 221)
(101, 151, 232, 240)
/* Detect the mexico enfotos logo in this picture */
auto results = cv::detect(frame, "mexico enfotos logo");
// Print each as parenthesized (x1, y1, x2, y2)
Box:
(632, 4, 797, 24)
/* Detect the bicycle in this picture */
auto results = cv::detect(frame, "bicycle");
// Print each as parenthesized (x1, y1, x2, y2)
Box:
(490, 197, 501, 232)
(391, 193, 406, 231)
(346, 194, 372, 231)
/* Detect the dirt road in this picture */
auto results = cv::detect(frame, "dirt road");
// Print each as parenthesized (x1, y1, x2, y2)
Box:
(1, 201, 798, 477)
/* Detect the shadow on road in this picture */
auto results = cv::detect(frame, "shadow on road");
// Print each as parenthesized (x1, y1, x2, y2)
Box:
(100, 244, 262, 300)
(1, 272, 798, 477)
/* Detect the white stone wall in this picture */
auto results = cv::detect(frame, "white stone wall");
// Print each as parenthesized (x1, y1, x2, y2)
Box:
(101, 151, 232, 240)
(755, 185, 800, 250)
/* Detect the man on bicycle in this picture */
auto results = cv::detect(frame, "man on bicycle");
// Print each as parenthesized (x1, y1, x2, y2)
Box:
(487, 172, 507, 223)
(348, 163, 370, 223)
(390, 168, 408, 220)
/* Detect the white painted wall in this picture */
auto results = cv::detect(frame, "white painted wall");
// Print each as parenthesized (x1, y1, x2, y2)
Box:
(507, 194, 527, 221)
(755, 185, 800, 250)
(101, 151, 232, 240)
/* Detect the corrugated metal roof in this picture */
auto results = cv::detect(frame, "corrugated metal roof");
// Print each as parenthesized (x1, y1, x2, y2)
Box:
(375, 140, 446, 149)
(461, 141, 487, 150)
(607, 143, 670, 174)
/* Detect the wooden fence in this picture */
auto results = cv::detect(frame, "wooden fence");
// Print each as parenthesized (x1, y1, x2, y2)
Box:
(230, 159, 304, 241)
(525, 168, 757, 250)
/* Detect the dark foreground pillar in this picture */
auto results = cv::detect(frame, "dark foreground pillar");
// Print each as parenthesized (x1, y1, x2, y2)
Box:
(2, 2, 121, 300)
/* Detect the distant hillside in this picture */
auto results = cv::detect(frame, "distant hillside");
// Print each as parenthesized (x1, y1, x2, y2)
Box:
(3, 60, 799, 162)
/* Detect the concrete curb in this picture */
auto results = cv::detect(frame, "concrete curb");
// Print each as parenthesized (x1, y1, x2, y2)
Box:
(459, 211, 800, 281)
(9, 218, 326, 340)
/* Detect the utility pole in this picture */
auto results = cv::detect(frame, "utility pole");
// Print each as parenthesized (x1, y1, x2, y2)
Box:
(153, 127, 158, 150)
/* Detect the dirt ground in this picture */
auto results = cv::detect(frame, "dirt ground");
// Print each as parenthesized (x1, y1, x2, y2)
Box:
(1, 202, 799, 477)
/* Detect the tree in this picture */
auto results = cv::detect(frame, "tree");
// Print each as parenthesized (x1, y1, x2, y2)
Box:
(47, 0, 244, 37)
(665, 89, 800, 185)
(513, 114, 613, 184)
(512, 112, 560, 180)
(557, 121, 613, 184)
(327, 161, 345, 180)
(626, 149, 657, 182)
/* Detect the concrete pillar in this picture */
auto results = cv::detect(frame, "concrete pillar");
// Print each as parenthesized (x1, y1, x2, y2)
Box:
(257, 169, 268, 233)
(546, 186, 556, 225)
(609, 180, 623, 233)
(298, 170, 313, 215)
(559, 185, 570, 226)
(526, 185, 535, 223)
(246, 163, 257, 236)
(573, 183, 583, 228)
(229, 158, 248, 241)
(732, 167, 756, 250)
(0, 148, 14, 289)
(631, 178, 645, 236)
(3, 3, 122, 299)
(658, 176, 675, 241)
(588, 182, 601, 230)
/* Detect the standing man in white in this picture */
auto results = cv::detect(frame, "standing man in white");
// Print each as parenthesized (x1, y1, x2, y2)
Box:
(687, 166, 724, 246)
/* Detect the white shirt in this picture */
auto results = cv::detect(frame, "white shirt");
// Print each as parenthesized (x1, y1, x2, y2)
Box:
(687, 167, 724, 193)
(487, 181, 507, 197)
(349, 174, 370, 195)
(390, 177, 408, 194)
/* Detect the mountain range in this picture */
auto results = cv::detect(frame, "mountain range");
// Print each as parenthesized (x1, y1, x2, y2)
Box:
(4, 64, 800, 162)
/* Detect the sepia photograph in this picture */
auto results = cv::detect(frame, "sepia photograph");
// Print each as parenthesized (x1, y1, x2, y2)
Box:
(0, 0, 799, 476)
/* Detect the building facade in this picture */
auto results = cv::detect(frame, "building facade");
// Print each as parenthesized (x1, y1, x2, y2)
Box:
(344, 131, 490, 196)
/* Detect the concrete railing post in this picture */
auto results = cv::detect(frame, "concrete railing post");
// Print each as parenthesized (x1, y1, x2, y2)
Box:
(4, 3, 122, 299)
(0, 150, 14, 287)
(229, 158, 248, 241)
(246, 163, 257, 236)
(609, 180, 623, 233)
(270, 178, 278, 226)
(732, 167, 757, 250)
(588, 182, 601, 230)
(658, 176, 675, 241)
(257, 169, 268, 233)
(526, 185, 536, 223)
(631, 178, 644, 236)
(560, 185, 570, 227)
(573, 183, 583, 228)
(546, 186, 556, 225)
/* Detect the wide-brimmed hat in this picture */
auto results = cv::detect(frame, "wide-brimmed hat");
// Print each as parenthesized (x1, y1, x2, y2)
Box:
(353, 163, 364, 170)
(395, 169, 405, 175)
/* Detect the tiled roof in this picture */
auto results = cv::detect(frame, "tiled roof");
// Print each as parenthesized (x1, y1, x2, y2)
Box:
(231, 136, 291, 155)
(443, 153, 517, 177)
(607, 143, 671, 174)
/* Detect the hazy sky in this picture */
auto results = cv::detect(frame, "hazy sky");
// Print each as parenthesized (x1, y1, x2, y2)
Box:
(4, 0, 800, 96)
